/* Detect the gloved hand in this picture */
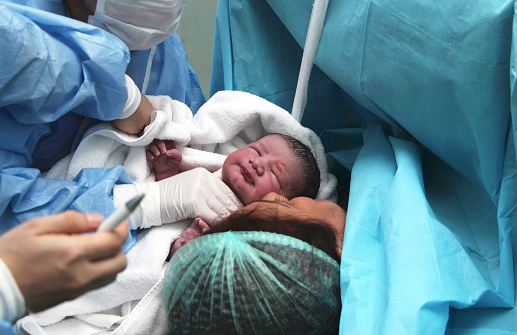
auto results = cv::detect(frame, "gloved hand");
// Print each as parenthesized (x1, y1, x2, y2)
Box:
(113, 168, 243, 229)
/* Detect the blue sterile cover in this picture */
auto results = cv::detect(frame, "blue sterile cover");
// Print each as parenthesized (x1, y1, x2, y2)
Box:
(210, 0, 517, 333)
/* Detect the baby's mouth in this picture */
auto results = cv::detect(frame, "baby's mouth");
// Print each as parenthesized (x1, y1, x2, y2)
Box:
(241, 166, 254, 185)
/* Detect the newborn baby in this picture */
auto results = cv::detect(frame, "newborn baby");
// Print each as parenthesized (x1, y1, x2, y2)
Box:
(146, 133, 321, 205)
(148, 133, 322, 260)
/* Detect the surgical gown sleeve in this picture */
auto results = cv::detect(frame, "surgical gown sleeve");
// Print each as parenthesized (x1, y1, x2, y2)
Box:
(0, 2, 130, 122)
(0, 3, 134, 235)
(0, 322, 16, 335)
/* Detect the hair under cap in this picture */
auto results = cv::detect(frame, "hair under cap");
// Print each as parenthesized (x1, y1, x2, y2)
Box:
(163, 231, 340, 335)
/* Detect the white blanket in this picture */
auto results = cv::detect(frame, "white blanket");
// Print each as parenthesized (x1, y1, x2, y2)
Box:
(18, 91, 336, 334)
(44, 90, 336, 201)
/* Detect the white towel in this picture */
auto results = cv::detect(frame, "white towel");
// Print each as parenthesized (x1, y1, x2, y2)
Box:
(45, 91, 337, 200)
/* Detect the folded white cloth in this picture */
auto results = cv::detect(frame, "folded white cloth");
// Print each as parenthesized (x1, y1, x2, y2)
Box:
(44, 90, 337, 201)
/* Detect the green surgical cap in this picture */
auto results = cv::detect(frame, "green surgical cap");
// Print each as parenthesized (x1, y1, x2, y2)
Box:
(163, 231, 340, 335)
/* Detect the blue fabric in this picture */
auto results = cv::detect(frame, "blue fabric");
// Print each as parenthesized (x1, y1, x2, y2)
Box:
(211, 0, 517, 333)
(127, 35, 206, 113)
(0, 321, 17, 335)
(330, 126, 516, 334)
(210, 0, 384, 136)
(0, 1, 131, 240)
(0, 0, 204, 252)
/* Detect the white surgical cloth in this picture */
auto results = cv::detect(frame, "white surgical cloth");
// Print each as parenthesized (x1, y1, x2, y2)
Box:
(0, 259, 25, 323)
(88, 0, 187, 50)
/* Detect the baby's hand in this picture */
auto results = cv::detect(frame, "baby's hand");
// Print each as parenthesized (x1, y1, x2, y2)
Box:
(168, 218, 210, 260)
(146, 140, 182, 181)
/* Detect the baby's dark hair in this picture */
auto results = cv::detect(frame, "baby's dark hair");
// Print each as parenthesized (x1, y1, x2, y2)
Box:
(273, 134, 321, 199)
(209, 200, 340, 263)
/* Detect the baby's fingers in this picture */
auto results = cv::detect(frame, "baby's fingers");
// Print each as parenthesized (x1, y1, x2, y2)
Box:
(166, 149, 182, 161)
(146, 151, 156, 161)
(148, 142, 161, 156)
(164, 140, 177, 150)
(155, 140, 167, 153)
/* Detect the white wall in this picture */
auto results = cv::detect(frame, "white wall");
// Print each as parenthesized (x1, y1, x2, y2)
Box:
(176, 1, 219, 98)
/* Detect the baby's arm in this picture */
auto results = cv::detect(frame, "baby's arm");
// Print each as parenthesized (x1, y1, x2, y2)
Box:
(167, 218, 210, 260)
(146, 140, 182, 181)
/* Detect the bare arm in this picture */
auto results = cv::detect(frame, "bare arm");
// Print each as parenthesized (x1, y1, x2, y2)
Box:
(112, 93, 154, 135)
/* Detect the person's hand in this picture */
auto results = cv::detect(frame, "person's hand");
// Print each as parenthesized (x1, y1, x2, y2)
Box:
(112, 93, 154, 135)
(146, 140, 182, 181)
(0, 211, 128, 313)
(113, 168, 244, 229)
(156, 168, 243, 225)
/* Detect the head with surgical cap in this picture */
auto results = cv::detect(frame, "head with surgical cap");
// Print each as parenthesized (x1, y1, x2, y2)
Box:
(163, 231, 341, 335)
(87, 0, 187, 50)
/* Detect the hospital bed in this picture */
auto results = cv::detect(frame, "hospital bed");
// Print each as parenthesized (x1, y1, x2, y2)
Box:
(209, 0, 517, 334)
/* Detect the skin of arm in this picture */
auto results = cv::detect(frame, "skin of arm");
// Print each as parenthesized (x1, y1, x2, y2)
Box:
(63, 0, 97, 23)
(112, 93, 155, 135)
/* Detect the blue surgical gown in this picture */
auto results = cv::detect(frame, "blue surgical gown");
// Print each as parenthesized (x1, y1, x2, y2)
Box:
(0, 1, 206, 232)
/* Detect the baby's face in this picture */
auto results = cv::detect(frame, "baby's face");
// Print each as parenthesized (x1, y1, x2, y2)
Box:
(222, 134, 303, 205)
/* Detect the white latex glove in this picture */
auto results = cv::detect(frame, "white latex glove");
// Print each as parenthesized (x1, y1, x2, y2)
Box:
(113, 168, 243, 229)
(157, 167, 243, 224)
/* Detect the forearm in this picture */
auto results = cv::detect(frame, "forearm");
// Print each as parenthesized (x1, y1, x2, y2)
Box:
(112, 90, 154, 135)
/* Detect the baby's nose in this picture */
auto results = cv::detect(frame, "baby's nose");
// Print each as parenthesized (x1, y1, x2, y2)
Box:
(250, 158, 265, 175)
